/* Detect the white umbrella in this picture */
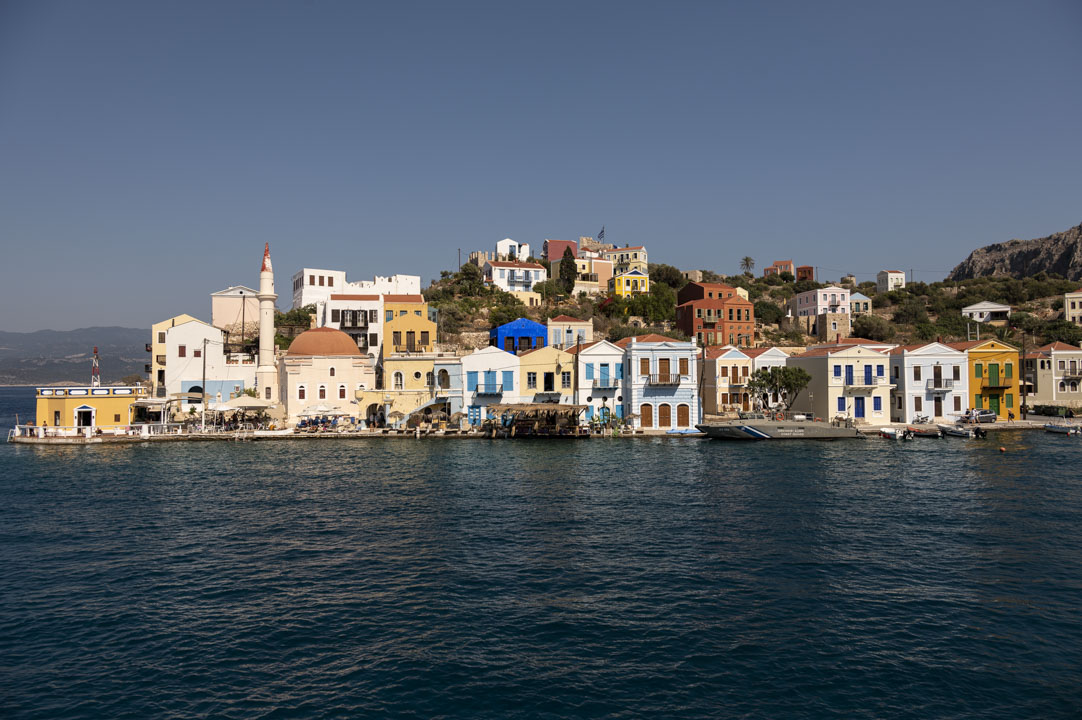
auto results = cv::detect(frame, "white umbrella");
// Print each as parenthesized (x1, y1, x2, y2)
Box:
(222, 395, 275, 410)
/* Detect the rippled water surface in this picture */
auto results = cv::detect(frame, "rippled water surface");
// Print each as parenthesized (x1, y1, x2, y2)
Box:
(2, 387, 1081, 718)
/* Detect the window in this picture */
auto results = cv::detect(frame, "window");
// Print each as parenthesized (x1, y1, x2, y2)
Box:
(679, 358, 689, 375)
(953, 365, 960, 381)
(178, 345, 186, 357)
(393, 372, 404, 390)
(339, 385, 346, 399)
(640, 358, 650, 376)
(975, 395, 983, 409)
(721, 366, 729, 377)
(319, 385, 326, 399)
(954, 396, 961, 412)
(370, 309, 378, 323)
(369, 333, 378, 347)
(1005, 363, 1013, 379)
(913, 366, 921, 381)
(329, 367, 335, 377)
(833, 365, 841, 377)
(562, 371, 571, 388)
(896, 396, 903, 409)
(877, 364, 884, 377)
(915, 397, 922, 411)
(393, 331, 402, 346)
(421, 331, 430, 346)
(873, 397, 881, 412)
(415, 310, 421, 316)
(975, 363, 983, 378)
(194, 348, 201, 358)
(1006, 394, 1013, 408)
(527, 372, 537, 389)
(319, 276, 324, 286)
(298, 386, 306, 400)
(1059, 381, 1066, 392)
(399, 310, 407, 317)
(332, 309, 341, 323)
(837, 397, 845, 412)
(425, 372, 434, 387)
(158, 332, 165, 343)
(1073, 382, 1079, 392)
(309, 274, 315, 285)
(893, 366, 899, 379)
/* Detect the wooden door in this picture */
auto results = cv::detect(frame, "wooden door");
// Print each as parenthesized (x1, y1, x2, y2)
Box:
(677, 404, 690, 427)
(659, 358, 671, 376)
(934, 395, 943, 417)
(933, 364, 942, 388)
(658, 403, 672, 427)
(640, 404, 653, 428)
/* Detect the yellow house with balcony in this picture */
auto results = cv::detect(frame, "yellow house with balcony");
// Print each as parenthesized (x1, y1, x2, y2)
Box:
(517, 346, 576, 404)
(610, 269, 650, 298)
(383, 295, 437, 356)
(948, 339, 1020, 419)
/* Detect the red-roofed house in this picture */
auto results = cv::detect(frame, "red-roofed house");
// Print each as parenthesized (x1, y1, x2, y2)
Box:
(542, 239, 578, 262)
(601, 245, 648, 274)
(1022, 340, 1082, 409)
(763, 260, 795, 278)
(483, 260, 548, 293)
(545, 315, 593, 349)
(675, 282, 755, 348)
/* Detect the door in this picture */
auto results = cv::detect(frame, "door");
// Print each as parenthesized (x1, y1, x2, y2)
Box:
(854, 396, 865, 418)
(989, 395, 1000, 416)
(988, 363, 1000, 387)
(742, 393, 750, 411)
(864, 365, 872, 385)
(845, 365, 854, 384)
(933, 365, 943, 389)
(640, 404, 653, 428)
(677, 404, 690, 427)
(468, 406, 481, 426)
(659, 358, 671, 377)
(658, 403, 672, 427)
(934, 396, 943, 417)
(544, 372, 555, 392)
(76, 408, 94, 427)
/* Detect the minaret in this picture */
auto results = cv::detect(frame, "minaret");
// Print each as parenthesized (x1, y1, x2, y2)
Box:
(256, 243, 278, 401)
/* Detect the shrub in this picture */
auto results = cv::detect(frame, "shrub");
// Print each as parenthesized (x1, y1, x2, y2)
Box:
(852, 314, 896, 342)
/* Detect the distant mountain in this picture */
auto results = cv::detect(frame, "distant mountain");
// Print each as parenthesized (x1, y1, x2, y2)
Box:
(0, 326, 147, 385)
(950, 223, 1082, 281)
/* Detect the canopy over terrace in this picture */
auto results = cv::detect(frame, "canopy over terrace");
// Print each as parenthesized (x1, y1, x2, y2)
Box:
(487, 403, 588, 414)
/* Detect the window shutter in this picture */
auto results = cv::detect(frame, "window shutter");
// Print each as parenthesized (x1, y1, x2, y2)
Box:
(466, 371, 478, 391)
(502, 371, 514, 391)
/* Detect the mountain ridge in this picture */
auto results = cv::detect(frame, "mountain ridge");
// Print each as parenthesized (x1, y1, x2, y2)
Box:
(950, 223, 1082, 282)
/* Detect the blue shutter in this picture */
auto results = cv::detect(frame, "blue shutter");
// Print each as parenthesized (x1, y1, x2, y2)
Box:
(585, 363, 594, 380)
(873, 397, 882, 411)
(484, 370, 497, 388)
(615, 405, 623, 418)
(837, 397, 845, 412)
(466, 371, 478, 391)
(502, 371, 513, 391)
(616, 362, 624, 380)
(833, 365, 841, 377)
(586, 406, 594, 419)
(876, 364, 884, 377)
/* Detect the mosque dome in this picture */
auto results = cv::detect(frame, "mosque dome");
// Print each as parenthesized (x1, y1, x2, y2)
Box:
(286, 327, 362, 357)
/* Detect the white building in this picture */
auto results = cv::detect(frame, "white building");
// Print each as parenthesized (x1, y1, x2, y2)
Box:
(163, 319, 256, 412)
(743, 346, 793, 408)
(876, 270, 906, 294)
(569, 340, 627, 423)
(888, 342, 969, 423)
(321, 294, 382, 356)
(617, 334, 699, 430)
(482, 260, 547, 294)
(460, 346, 522, 426)
(495, 238, 531, 262)
(790, 286, 851, 318)
(210, 285, 259, 334)
(787, 344, 890, 424)
(290, 268, 420, 311)
(962, 301, 1012, 325)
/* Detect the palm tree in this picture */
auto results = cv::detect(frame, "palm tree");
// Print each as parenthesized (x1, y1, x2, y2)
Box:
(740, 256, 755, 275)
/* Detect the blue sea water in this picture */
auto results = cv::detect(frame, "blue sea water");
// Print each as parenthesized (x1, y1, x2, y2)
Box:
(1, 385, 1081, 719)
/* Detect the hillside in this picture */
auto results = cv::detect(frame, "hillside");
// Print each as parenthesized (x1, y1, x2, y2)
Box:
(0, 326, 147, 385)
(950, 223, 1082, 281)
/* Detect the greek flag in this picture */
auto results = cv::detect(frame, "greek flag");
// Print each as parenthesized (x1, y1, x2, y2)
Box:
(598, 226, 605, 241)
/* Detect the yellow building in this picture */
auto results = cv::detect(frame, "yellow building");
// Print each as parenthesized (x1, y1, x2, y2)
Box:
(150, 314, 199, 396)
(35, 385, 148, 433)
(383, 295, 437, 355)
(518, 345, 575, 403)
(948, 339, 1020, 419)
(610, 269, 650, 298)
(356, 354, 440, 426)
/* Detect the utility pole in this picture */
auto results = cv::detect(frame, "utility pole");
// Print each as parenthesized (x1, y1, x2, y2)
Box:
(201, 337, 207, 432)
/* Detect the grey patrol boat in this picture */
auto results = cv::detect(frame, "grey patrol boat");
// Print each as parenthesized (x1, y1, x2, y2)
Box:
(697, 411, 866, 440)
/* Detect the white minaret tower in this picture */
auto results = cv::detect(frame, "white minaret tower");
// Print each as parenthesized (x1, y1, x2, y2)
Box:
(256, 242, 278, 401)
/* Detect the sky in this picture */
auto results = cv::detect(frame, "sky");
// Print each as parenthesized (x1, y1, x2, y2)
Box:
(2, 0, 1081, 331)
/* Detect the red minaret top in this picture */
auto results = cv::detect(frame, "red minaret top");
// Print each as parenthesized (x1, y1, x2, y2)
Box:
(261, 242, 272, 272)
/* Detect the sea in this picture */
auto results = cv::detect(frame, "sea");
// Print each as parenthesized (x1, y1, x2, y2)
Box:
(1, 385, 1081, 719)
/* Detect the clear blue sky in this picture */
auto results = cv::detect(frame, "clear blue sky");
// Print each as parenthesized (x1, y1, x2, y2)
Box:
(2, 0, 1080, 331)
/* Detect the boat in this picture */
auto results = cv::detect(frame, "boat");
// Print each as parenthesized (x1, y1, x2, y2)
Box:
(938, 424, 974, 438)
(907, 425, 942, 438)
(880, 427, 911, 440)
(697, 412, 865, 440)
(1044, 423, 1077, 435)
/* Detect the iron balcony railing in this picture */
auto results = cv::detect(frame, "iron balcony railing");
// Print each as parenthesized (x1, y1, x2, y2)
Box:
(647, 374, 681, 386)
(592, 379, 619, 389)
(474, 384, 503, 395)
(925, 378, 955, 392)
(980, 378, 1014, 389)
(840, 375, 888, 387)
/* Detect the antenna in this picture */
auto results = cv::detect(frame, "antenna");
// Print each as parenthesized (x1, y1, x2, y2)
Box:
(91, 346, 101, 387)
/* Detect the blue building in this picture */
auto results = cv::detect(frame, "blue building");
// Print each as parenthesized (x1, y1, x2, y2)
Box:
(489, 318, 547, 354)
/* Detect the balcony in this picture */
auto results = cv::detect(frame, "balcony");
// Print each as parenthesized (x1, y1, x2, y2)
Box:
(726, 377, 747, 386)
(475, 384, 503, 395)
(145, 343, 153, 352)
(647, 374, 681, 386)
(925, 378, 955, 393)
(840, 375, 888, 387)
(980, 378, 1014, 389)
(592, 379, 619, 389)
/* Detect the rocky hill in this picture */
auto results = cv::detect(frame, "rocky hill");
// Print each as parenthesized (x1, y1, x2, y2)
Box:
(0, 326, 147, 385)
(950, 223, 1082, 281)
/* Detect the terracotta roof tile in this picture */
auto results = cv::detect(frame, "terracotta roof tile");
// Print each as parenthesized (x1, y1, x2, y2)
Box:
(548, 314, 585, 323)
(330, 294, 380, 301)
(564, 341, 600, 354)
(382, 294, 425, 303)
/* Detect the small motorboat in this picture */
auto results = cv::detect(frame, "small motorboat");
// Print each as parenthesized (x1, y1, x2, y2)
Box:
(1044, 423, 1077, 435)
(880, 427, 913, 440)
(907, 425, 942, 438)
(938, 424, 974, 438)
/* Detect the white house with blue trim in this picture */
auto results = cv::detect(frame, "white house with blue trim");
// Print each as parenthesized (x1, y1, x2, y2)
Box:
(460, 346, 520, 426)
(570, 340, 627, 424)
(616, 334, 700, 430)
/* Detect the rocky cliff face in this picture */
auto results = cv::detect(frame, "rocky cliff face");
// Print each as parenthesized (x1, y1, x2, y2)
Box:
(950, 223, 1082, 281)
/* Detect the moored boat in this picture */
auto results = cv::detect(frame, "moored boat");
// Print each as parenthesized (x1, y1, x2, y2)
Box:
(907, 425, 942, 438)
(697, 412, 864, 440)
(1044, 423, 1077, 435)
(938, 423, 974, 438)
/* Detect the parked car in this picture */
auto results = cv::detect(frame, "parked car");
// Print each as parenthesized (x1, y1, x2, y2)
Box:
(964, 409, 998, 424)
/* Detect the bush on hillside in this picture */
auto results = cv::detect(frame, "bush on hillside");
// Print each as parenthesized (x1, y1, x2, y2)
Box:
(754, 300, 783, 325)
(852, 314, 896, 342)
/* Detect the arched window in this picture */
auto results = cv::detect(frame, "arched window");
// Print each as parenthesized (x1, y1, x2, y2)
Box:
(329, 366, 336, 377)
(1060, 381, 1067, 392)
(1073, 381, 1079, 392)
(318, 385, 327, 400)
(298, 385, 306, 400)
(438, 369, 450, 389)
(393, 372, 404, 390)
(338, 385, 346, 399)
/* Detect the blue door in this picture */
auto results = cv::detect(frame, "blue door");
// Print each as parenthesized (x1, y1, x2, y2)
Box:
(600, 364, 610, 386)
(468, 406, 481, 425)
(845, 365, 854, 384)
(864, 365, 872, 385)
(854, 396, 865, 418)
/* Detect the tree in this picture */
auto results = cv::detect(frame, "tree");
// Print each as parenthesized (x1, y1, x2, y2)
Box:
(779, 271, 795, 283)
(648, 263, 687, 290)
(754, 300, 783, 326)
(1042, 320, 1082, 346)
(892, 300, 929, 325)
(740, 256, 755, 275)
(533, 279, 561, 304)
(852, 314, 896, 342)
(558, 247, 577, 295)
(746, 366, 812, 410)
